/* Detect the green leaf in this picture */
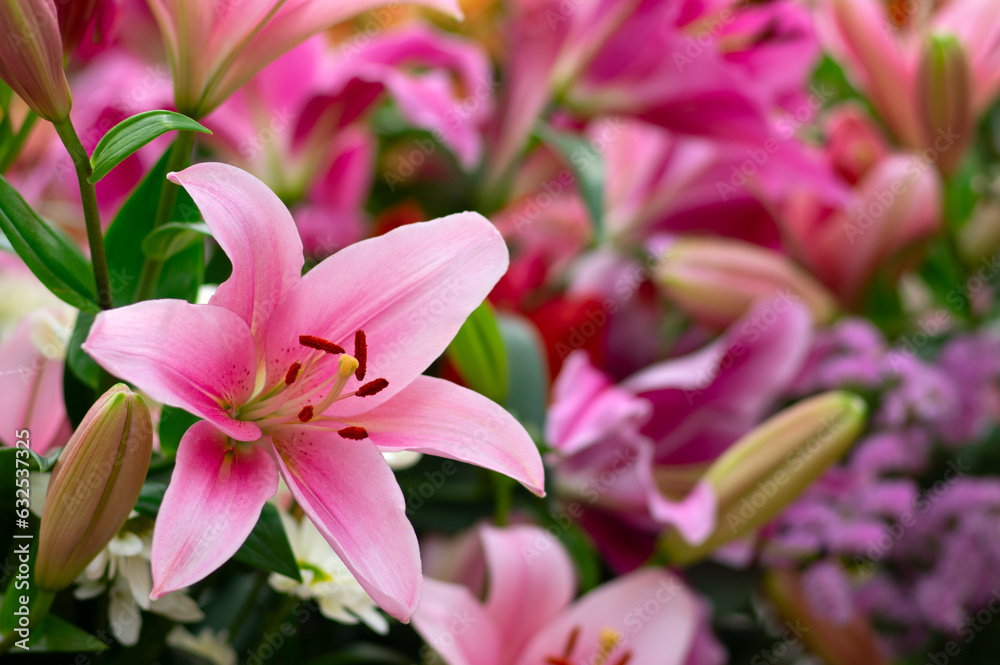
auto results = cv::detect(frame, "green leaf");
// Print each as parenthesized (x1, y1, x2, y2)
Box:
(0, 177, 99, 313)
(142, 221, 211, 261)
(497, 313, 549, 435)
(104, 144, 200, 305)
(22, 615, 109, 652)
(446, 302, 507, 403)
(133, 480, 167, 518)
(89, 111, 210, 184)
(233, 503, 302, 582)
(302, 645, 411, 665)
(157, 406, 199, 458)
(535, 122, 605, 242)
(66, 312, 99, 390)
(0, 230, 13, 253)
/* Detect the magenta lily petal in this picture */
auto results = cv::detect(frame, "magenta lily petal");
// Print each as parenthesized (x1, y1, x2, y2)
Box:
(169, 163, 304, 346)
(514, 568, 700, 665)
(263, 212, 508, 410)
(362, 376, 545, 495)
(272, 430, 421, 621)
(412, 578, 502, 665)
(0, 316, 68, 454)
(151, 421, 278, 598)
(82, 300, 261, 441)
(547, 350, 652, 456)
(479, 524, 575, 662)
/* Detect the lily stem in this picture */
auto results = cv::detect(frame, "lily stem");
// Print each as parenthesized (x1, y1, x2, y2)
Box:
(53, 118, 113, 310)
(133, 130, 197, 302)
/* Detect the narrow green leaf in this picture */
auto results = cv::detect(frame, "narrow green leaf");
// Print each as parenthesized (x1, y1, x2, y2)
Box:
(535, 122, 605, 242)
(90, 111, 210, 184)
(0, 177, 99, 313)
(66, 312, 99, 390)
(133, 480, 168, 518)
(104, 144, 200, 305)
(446, 302, 507, 403)
(142, 221, 211, 261)
(233, 503, 302, 582)
(497, 313, 549, 435)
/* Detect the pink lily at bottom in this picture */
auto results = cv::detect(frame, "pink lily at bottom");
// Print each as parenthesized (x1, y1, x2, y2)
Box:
(413, 523, 723, 665)
(82, 162, 545, 620)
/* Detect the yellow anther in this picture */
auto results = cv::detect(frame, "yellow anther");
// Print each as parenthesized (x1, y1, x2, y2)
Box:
(338, 354, 360, 378)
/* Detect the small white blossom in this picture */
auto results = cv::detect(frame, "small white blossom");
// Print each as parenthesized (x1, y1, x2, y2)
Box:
(269, 511, 388, 634)
(166, 626, 237, 665)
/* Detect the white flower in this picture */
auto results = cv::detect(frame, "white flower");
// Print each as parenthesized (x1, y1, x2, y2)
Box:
(167, 626, 237, 665)
(268, 511, 388, 634)
(383, 450, 423, 470)
(75, 518, 204, 645)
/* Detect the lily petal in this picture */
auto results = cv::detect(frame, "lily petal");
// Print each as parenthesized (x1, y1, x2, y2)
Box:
(272, 430, 421, 621)
(83, 300, 261, 441)
(479, 525, 575, 662)
(514, 569, 700, 665)
(169, 163, 304, 346)
(362, 376, 545, 496)
(412, 578, 502, 665)
(263, 212, 508, 411)
(151, 421, 278, 598)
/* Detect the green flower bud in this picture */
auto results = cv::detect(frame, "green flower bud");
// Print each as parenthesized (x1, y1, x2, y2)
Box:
(663, 392, 867, 565)
(36, 384, 152, 590)
(917, 33, 972, 176)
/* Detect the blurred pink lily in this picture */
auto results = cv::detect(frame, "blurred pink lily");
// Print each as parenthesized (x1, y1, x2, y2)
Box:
(82, 163, 544, 620)
(413, 523, 723, 665)
(146, 0, 464, 117)
(781, 104, 942, 307)
(548, 298, 812, 570)
(818, 0, 1000, 155)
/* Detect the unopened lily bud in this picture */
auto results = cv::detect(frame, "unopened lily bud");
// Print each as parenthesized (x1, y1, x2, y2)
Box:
(663, 392, 867, 565)
(36, 384, 152, 590)
(56, 0, 117, 55)
(917, 33, 972, 176)
(958, 197, 1000, 264)
(655, 237, 838, 328)
(763, 567, 887, 665)
(0, 0, 72, 121)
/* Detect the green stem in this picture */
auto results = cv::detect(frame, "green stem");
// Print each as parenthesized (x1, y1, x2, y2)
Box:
(0, 590, 55, 655)
(0, 111, 37, 173)
(493, 473, 514, 527)
(133, 131, 196, 302)
(53, 119, 113, 310)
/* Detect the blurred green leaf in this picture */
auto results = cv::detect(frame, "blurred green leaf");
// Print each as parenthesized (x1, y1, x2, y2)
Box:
(21, 615, 108, 652)
(497, 313, 549, 435)
(66, 312, 99, 390)
(158, 406, 199, 458)
(302, 645, 411, 664)
(142, 221, 211, 261)
(234, 503, 302, 582)
(0, 177, 99, 313)
(90, 111, 210, 184)
(133, 479, 168, 518)
(446, 302, 507, 404)
(535, 122, 605, 242)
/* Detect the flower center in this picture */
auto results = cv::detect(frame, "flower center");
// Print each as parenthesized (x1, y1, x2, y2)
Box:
(239, 329, 388, 439)
(545, 627, 631, 665)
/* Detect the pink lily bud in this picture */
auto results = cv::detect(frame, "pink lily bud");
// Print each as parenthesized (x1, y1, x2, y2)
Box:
(655, 236, 838, 328)
(56, 0, 121, 56)
(0, 0, 72, 121)
(663, 391, 867, 565)
(824, 103, 887, 185)
(36, 384, 153, 591)
(917, 33, 973, 176)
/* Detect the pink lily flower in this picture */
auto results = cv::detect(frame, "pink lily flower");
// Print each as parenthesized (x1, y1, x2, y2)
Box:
(547, 298, 812, 570)
(146, 0, 464, 117)
(413, 523, 724, 665)
(817, 0, 1000, 151)
(780, 104, 943, 307)
(82, 163, 544, 619)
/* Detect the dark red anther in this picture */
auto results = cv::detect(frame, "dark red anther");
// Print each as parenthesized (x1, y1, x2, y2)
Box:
(545, 659, 572, 665)
(354, 329, 367, 381)
(356, 378, 388, 397)
(337, 426, 369, 440)
(612, 652, 632, 665)
(284, 362, 302, 385)
(299, 335, 345, 354)
(298, 406, 314, 422)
